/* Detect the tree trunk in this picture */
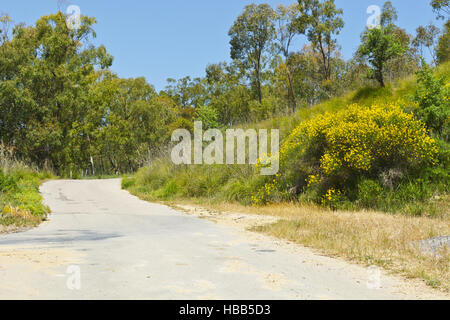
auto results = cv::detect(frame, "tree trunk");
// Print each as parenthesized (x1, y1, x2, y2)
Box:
(378, 61, 385, 87)
(286, 66, 296, 113)
(317, 34, 330, 81)
(378, 70, 385, 87)
(256, 52, 262, 103)
(90, 155, 95, 176)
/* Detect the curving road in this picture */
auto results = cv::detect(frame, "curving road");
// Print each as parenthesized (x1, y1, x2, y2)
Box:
(0, 179, 445, 299)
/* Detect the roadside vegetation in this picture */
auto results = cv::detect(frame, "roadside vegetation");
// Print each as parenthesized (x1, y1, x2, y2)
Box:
(0, 146, 51, 232)
(124, 62, 450, 216)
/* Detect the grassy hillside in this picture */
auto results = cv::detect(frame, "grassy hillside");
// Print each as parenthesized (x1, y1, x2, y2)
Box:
(124, 62, 449, 216)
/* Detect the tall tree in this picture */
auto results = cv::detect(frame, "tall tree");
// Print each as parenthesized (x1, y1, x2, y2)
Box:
(413, 24, 440, 64)
(274, 4, 299, 112)
(357, 1, 405, 87)
(229, 4, 276, 103)
(0, 12, 113, 171)
(294, 0, 344, 81)
(380, 0, 398, 27)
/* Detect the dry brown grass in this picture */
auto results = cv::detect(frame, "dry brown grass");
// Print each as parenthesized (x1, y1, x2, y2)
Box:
(170, 199, 449, 291)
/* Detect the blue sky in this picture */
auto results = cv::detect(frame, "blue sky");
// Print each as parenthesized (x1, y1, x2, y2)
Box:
(1, 0, 444, 91)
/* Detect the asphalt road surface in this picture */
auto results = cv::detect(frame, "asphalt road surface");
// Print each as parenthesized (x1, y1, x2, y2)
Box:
(0, 179, 445, 299)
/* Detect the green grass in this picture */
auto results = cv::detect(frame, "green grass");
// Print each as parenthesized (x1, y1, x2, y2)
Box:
(123, 160, 259, 204)
(0, 166, 53, 230)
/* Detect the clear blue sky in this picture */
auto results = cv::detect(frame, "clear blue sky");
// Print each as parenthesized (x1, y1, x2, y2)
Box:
(1, 0, 444, 91)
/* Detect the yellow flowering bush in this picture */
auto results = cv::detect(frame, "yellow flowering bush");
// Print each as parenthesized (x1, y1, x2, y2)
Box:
(251, 181, 276, 206)
(253, 103, 438, 206)
(321, 188, 343, 209)
(284, 103, 437, 174)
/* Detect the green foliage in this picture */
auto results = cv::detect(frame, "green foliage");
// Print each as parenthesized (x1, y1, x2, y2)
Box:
(195, 105, 219, 129)
(0, 3, 436, 178)
(357, 179, 383, 208)
(0, 13, 113, 172)
(294, 0, 344, 81)
(436, 20, 450, 64)
(276, 45, 349, 108)
(261, 103, 438, 210)
(0, 166, 51, 227)
(356, 2, 415, 87)
(0, 13, 178, 175)
(358, 27, 406, 87)
(1, 5, 447, 219)
(166, 76, 208, 108)
(125, 62, 450, 216)
(350, 176, 446, 216)
(125, 156, 258, 205)
(274, 4, 299, 111)
(75, 75, 178, 174)
(380, 1, 398, 27)
(249, 96, 284, 121)
(413, 61, 450, 139)
(351, 85, 394, 105)
(229, 4, 276, 102)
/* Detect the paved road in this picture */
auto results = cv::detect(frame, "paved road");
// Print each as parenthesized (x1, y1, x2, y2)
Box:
(0, 179, 445, 299)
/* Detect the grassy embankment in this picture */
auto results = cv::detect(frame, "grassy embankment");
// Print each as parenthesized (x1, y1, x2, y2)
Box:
(0, 147, 52, 232)
(123, 63, 449, 290)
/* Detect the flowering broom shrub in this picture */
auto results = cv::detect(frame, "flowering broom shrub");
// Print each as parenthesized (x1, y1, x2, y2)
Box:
(254, 103, 438, 207)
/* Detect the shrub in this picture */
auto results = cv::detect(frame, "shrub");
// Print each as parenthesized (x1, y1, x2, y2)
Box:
(195, 105, 219, 129)
(357, 179, 383, 208)
(257, 103, 439, 209)
(413, 62, 450, 140)
(1, 166, 50, 227)
(321, 188, 345, 210)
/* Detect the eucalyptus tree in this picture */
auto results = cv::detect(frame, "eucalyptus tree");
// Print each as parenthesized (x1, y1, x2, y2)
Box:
(380, 0, 398, 27)
(229, 3, 276, 103)
(413, 25, 440, 64)
(0, 12, 113, 171)
(294, 0, 344, 81)
(274, 4, 299, 112)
